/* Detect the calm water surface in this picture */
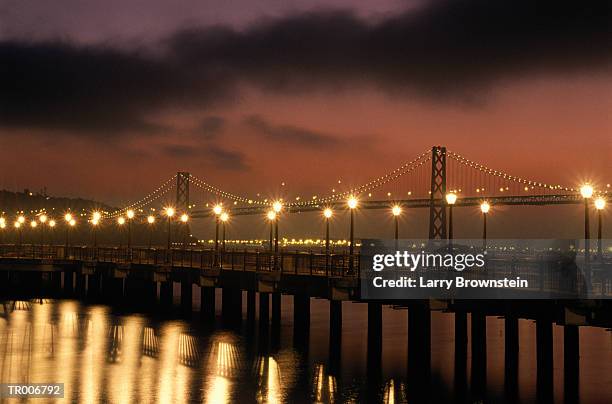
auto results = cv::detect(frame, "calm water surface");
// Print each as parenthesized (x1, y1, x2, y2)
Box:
(0, 292, 611, 403)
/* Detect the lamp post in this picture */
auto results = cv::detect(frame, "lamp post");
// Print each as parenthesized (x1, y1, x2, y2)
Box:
(213, 204, 222, 253)
(180, 213, 189, 248)
(48, 220, 56, 245)
(164, 207, 175, 250)
(0, 218, 5, 245)
(39, 214, 47, 247)
(580, 184, 593, 263)
(446, 193, 457, 240)
(126, 209, 135, 250)
(14, 221, 22, 254)
(267, 211, 276, 251)
(392, 205, 401, 241)
(323, 208, 333, 254)
(147, 215, 155, 249)
(30, 220, 37, 256)
(480, 202, 490, 249)
(117, 216, 126, 248)
(68, 219, 76, 247)
(272, 201, 282, 254)
(595, 197, 606, 259)
(91, 211, 101, 248)
(220, 212, 229, 252)
(348, 196, 358, 272)
(64, 213, 73, 247)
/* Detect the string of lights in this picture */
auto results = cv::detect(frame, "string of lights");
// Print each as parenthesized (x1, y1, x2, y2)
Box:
(189, 175, 268, 205)
(446, 150, 576, 192)
(106, 175, 178, 218)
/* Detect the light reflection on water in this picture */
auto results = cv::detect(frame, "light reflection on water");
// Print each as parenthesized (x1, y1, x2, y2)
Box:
(0, 299, 610, 403)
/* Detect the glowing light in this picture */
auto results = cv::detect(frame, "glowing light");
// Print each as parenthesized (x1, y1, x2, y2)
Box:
(117, 217, 126, 225)
(580, 184, 594, 199)
(30, 220, 37, 228)
(595, 197, 606, 210)
(323, 208, 333, 219)
(392, 205, 401, 216)
(69, 219, 76, 227)
(17, 215, 25, 224)
(220, 212, 229, 222)
(213, 204, 223, 215)
(347, 196, 358, 209)
(91, 219, 99, 226)
(272, 201, 283, 213)
(480, 202, 491, 214)
(267, 211, 277, 221)
(180, 213, 189, 223)
(92, 211, 102, 222)
(445, 192, 458, 205)
(0, 218, 5, 226)
(126, 209, 135, 219)
(164, 207, 175, 217)
(64, 213, 72, 222)
(49, 220, 56, 228)
(39, 214, 48, 223)
(14, 221, 21, 229)
(147, 215, 155, 224)
(0, 222, 5, 229)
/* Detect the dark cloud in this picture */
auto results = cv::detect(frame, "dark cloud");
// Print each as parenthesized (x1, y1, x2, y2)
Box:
(244, 115, 341, 148)
(192, 116, 226, 139)
(161, 142, 248, 170)
(1, 0, 610, 134)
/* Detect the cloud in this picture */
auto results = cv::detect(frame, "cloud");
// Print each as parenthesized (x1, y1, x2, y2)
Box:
(161, 142, 248, 170)
(244, 115, 342, 148)
(1, 0, 610, 134)
(192, 116, 226, 139)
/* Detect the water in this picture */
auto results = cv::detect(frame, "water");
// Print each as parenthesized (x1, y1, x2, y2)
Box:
(0, 295, 611, 403)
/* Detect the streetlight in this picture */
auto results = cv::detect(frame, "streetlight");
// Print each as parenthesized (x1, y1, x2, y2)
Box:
(323, 208, 333, 254)
(391, 205, 401, 241)
(14, 221, 22, 252)
(348, 196, 358, 272)
(445, 193, 458, 240)
(68, 219, 76, 247)
(0, 218, 5, 246)
(147, 215, 155, 249)
(480, 202, 490, 249)
(64, 213, 73, 247)
(164, 207, 175, 250)
(48, 220, 56, 245)
(39, 214, 47, 247)
(266, 210, 276, 251)
(91, 218, 100, 247)
(213, 204, 223, 254)
(595, 197, 606, 259)
(220, 212, 229, 252)
(30, 220, 37, 253)
(580, 184, 593, 266)
(180, 213, 189, 248)
(126, 209, 135, 250)
(272, 201, 282, 254)
(117, 216, 126, 248)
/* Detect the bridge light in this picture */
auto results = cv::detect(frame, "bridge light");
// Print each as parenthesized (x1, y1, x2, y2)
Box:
(323, 208, 333, 219)
(347, 196, 358, 209)
(220, 212, 229, 222)
(180, 213, 189, 223)
(64, 213, 72, 222)
(92, 211, 101, 222)
(17, 215, 25, 224)
(480, 202, 491, 214)
(30, 220, 37, 228)
(39, 214, 47, 223)
(91, 219, 99, 226)
(445, 192, 457, 205)
(392, 205, 402, 216)
(14, 221, 21, 229)
(595, 197, 606, 210)
(126, 209, 135, 219)
(267, 211, 277, 221)
(49, 220, 56, 228)
(213, 204, 223, 216)
(273, 201, 283, 213)
(0, 222, 4, 229)
(580, 184, 594, 199)
(69, 219, 76, 227)
(0, 218, 4, 226)
(147, 215, 155, 224)
(117, 216, 126, 225)
(164, 207, 175, 217)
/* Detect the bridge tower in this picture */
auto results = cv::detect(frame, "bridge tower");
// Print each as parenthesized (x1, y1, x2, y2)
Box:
(176, 172, 190, 212)
(428, 146, 447, 239)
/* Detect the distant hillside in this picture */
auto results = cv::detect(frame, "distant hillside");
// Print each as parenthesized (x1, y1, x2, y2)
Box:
(0, 189, 117, 218)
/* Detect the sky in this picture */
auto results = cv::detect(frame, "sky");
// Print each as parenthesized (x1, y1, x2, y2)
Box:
(0, 0, 610, 239)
